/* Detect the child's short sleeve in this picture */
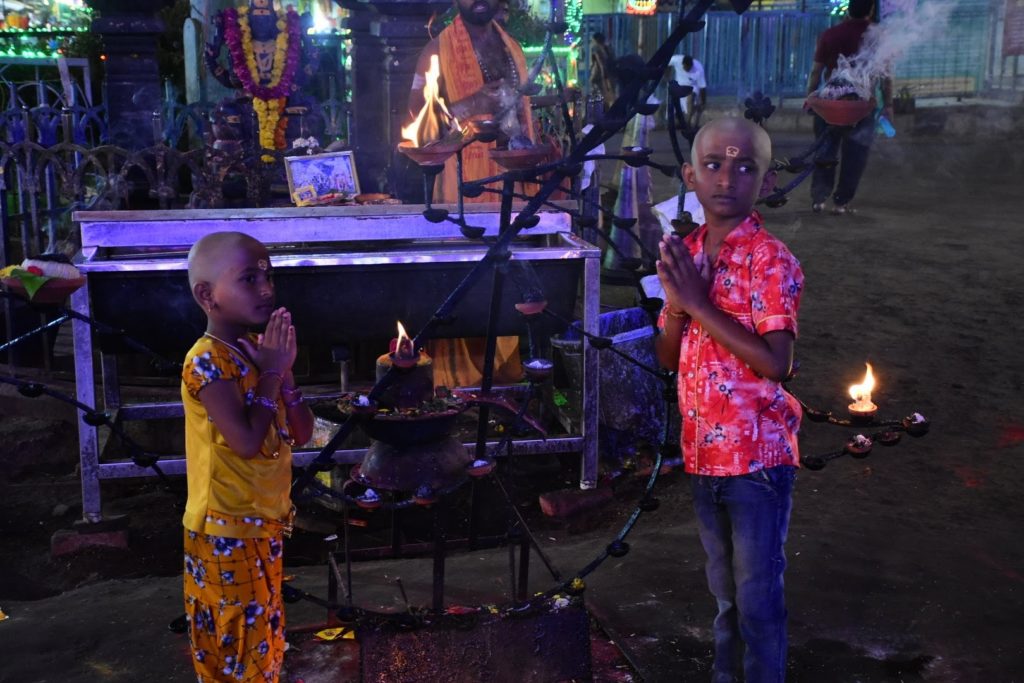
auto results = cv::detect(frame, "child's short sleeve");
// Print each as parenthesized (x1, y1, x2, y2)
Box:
(182, 340, 248, 399)
(750, 240, 804, 338)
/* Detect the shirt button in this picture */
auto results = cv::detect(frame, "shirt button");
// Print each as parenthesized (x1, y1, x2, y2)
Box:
(687, 372, 694, 378)
(687, 409, 696, 418)
(691, 328, 699, 335)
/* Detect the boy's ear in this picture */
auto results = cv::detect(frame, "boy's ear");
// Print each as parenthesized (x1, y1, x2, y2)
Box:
(681, 162, 696, 190)
(759, 168, 778, 198)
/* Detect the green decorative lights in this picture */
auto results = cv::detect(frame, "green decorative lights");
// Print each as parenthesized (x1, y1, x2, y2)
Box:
(566, 0, 583, 42)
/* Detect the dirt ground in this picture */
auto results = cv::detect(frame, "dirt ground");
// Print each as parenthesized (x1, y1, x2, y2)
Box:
(1, 120, 1024, 682)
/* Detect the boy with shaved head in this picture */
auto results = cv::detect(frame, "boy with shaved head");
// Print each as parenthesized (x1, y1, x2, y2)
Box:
(656, 118, 804, 682)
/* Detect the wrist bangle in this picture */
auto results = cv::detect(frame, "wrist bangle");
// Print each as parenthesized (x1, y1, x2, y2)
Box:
(667, 310, 687, 319)
(285, 394, 304, 408)
(260, 370, 284, 384)
(253, 395, 278, 413)
(281, 384, 300, 397)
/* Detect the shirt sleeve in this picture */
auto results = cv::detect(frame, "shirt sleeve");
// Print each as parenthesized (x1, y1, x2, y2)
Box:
(750, 240, 803, 338)
(182, 341, 246, 400)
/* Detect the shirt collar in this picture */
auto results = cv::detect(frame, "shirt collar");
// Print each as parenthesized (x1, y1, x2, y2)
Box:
(684, 210, 764, 253)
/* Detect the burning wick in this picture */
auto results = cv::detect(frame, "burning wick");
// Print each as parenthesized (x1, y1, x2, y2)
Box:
(389, 321, 419, 369)
(400, 54, 459, 150)
(848, 363, 878, 419)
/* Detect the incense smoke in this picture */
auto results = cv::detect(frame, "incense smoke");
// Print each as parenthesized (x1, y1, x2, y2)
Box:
(822, 1, 955, 99)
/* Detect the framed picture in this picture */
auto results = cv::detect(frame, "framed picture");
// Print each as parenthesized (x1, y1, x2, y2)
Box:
(284, 150, 360, 206)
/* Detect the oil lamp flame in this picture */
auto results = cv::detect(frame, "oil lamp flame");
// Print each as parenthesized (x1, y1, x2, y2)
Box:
(400, 55, 457, 147)
(848, 363, 877, 415)
(395, 321, 414, 359)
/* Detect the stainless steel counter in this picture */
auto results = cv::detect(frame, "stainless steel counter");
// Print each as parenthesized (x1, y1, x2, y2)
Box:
(71, 203, 600, 522)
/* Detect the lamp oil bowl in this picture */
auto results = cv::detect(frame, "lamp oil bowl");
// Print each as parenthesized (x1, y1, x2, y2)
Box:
(466, 458, 495, 477)
(398, 140, 460, 168)
(522, 357, 554, 382)
(514, 299, 548, 316)
(466, 114, 499, 143)
(902, 412, 930, 437)
(489, 143, 554, 171)
(844, 434, 873, 458)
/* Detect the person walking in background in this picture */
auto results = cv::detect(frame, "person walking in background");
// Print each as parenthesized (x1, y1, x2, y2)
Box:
(589, 32, 616, 106)
(668, 53, 707, 130)
(806, 0, 894, 215)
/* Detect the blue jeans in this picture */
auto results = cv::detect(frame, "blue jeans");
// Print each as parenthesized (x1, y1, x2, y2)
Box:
(810, 113, 876, 207)
(691, 466, 796, 683)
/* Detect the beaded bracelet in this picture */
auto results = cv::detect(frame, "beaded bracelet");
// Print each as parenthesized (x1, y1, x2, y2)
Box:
(253, 395, 278, 413)
(281, 384, 300, 397)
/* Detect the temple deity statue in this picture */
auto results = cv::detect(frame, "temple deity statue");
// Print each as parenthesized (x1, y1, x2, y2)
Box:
(204, 0, 322, 156)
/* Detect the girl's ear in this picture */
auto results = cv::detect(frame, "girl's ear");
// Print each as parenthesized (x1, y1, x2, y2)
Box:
(194, 282, 213, 312)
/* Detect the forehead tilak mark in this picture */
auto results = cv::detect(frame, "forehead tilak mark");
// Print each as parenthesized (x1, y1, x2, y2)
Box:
(257, 258, 269, 271)
(725, 146, 740, 158)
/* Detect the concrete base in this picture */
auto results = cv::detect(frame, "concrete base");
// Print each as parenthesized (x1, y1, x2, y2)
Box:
(50, 515, 130, 558)
(539, 486, 614, 519)
(359, 604, 591, 683)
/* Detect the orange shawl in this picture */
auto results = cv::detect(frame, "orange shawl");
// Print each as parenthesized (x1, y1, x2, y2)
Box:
(436, 15, 534, 203)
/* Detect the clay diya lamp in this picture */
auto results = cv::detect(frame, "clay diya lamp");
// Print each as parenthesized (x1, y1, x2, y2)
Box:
(353, 486, 382, 511)
(877, 431, 902, 446)
(398, 140, 460, 168)
(522, 357, 553, 383)
(466, 114, 499, 143)
(489, 143, 554, 171)
(413, 485, 438, 506)
(514, 299, 548, 317)
(902, 412, 930, 437)
(466, 459, 495, 477)
(844, 434, 874, 458)
(847, 363, 877, 425)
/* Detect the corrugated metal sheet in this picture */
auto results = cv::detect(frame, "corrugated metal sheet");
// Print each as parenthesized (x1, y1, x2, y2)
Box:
(583, 1, 1018, 102)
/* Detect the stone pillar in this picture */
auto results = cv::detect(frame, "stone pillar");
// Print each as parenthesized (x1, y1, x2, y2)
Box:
(90, 2, 167, 148)
(343, 0, 449, 197)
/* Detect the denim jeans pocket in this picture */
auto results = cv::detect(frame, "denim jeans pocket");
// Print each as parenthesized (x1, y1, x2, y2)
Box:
(753, 465, 796, 493)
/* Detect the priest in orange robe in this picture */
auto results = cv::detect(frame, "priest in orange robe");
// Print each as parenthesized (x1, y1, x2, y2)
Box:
(407, 0, 534, 389)
(409, 0, 534, 204)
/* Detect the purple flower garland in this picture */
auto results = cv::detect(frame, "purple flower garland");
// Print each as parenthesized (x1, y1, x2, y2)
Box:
(222, 6, 302, 101)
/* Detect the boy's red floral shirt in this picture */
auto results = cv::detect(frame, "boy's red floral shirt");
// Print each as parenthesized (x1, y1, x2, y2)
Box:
(658, 211, 804, 476)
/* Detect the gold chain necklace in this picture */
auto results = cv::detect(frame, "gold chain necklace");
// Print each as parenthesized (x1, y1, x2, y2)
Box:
(203, 331, 250, 361)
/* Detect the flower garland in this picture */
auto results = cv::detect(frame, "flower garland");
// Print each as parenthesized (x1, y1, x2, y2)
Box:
(222, 4, 302, 158)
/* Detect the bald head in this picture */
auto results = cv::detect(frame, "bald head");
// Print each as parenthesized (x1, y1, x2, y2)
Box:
(187, 231, 265, 291)
(691, 117, 772, 169)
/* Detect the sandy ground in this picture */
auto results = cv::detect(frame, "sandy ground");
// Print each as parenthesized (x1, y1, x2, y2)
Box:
(2, 122, 1024, 682)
